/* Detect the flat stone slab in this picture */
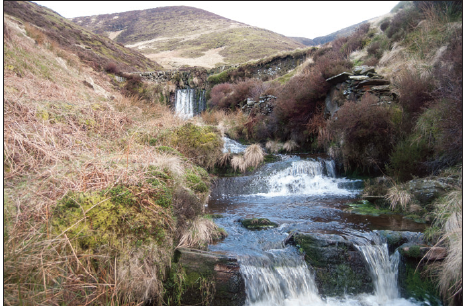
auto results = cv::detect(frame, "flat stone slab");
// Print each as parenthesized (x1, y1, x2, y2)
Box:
(326, 72, 353, 84)
(353, 65, 375, 75)
(356, 79, 390, 87)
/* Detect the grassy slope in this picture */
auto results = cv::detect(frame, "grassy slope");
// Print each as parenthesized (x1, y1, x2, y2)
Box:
(3, 2, 224, 305)
(72, 5, 305, 67)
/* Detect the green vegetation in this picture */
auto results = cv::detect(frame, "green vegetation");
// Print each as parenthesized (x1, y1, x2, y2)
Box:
(241, 218, 278, 230)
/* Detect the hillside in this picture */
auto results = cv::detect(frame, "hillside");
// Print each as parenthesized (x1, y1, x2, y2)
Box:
(4, 1, 161, 72)
(71, 6, 305, 68)
(4, 2, 227, 305)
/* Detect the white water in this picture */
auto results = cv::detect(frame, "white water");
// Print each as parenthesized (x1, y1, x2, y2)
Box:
(239, 248, 324, 306)
(239, 236, 421, 306)
(222, 136, 248, 153)
(254, 159, 360, 197)
(174, 88, 206, 119)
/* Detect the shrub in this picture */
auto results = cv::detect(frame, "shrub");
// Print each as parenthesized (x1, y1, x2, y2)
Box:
(386, 5, 422, 41)
(387, 134, 432, 181)
(104, 61, 119, 74)
(380, 20, 391, 32)
(327, 93, 396, 173)
(394, 70, 434, 132)
(208, 83, 233, 109)
(367, 41, 382, 59)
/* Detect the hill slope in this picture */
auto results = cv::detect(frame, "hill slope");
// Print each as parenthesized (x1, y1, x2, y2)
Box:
(4, 1, 161, 72)
(71, 6, 305, 68)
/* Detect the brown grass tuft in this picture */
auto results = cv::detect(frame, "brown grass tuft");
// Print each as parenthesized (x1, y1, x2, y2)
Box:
(177, 217, 227, 250)
(243, 144, 265, 169)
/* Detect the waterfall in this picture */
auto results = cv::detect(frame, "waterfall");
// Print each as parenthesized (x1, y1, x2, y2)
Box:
(239, 248, 323, 306)
(254, 159, 360, 197)
(222, 136, 248, 153)
(174, 88, 206, 119)
(354, 233, 401, 303)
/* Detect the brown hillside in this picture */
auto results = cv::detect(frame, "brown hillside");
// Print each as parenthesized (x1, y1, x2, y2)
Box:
(4, 1, 161, 72)
(71, 6, 305, 68)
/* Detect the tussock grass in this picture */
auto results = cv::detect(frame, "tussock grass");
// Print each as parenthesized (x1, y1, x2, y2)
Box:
(231, 155, 246, 173)
(266, 140, 283, 153)
(283, 140, 299, 152)
(177, 217, 227, 250)
(385, 185, 413, 210)
(243, 144, 265, 168)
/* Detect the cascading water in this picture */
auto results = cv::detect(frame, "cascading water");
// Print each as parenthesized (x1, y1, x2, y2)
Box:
(354, 233, 401, 303)
(239, 248, 324, 306)
(222, 136, 249, 153)
(174, 88, 206, 119)
(207, 140, 433, 305)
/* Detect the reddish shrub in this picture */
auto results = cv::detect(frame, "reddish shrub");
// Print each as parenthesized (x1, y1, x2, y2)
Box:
(104, 62, 119, 74)
(394, 70, 434, 132)
(274, 69, 330, 141)
(208, 83, 234, 109)
(327, 93, 396, 173)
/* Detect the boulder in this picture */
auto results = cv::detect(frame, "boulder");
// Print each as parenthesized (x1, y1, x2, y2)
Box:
(406, 179, 449, 205)
(241, 218, 278, 230)
(176, 248, 246, 306)
(291, 233, 373, 297)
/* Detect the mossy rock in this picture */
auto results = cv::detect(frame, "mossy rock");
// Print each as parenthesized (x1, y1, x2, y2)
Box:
(293, 233, 373, 296)
(51, 184, 173, 253)
(345, 200, 393, 216)
(241, 218, 278, 230)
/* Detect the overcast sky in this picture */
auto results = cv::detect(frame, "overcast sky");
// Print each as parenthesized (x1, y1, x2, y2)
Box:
(32, 1, 399, 39)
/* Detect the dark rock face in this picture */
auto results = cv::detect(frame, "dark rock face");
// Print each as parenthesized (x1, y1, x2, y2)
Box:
(290, 233, 374, 297)
(406, 179, 450, 205)
(176, 248, 246, 306)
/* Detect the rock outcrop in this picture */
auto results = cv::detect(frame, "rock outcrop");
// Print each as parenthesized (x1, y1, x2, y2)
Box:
(325, 65, 397, 118)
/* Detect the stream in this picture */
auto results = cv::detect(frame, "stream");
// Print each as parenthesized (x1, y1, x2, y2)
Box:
(205, 142, 432, 306)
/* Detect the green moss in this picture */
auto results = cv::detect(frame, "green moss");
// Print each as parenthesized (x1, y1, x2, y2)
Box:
(241, 218, 278, 230)
(346, 200, 393, 216)
(185, 170, 208, 193)
(170, 123, 223, 169)
(155, 145, 183, 156)
(404, 263, 441, 305)
(51, 186, 173, 253)
(207, 70, 231, 85)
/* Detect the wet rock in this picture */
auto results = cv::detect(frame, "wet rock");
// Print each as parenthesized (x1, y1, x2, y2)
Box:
(176, 248, 246, 306)
(406, 179, 449, 205)
(241, 218, 278, 230)
(291, 233, 373, 297)
(399, 244, 447, 261)
(377, 230, 425, 253)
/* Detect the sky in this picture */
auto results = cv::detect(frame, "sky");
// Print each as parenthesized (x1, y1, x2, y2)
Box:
(32, 1, 400, 39)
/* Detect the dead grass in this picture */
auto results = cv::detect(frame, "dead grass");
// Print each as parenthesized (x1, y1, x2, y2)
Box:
(230, 155, 246, 173)
(243, 144, 265, 168)
(283, 140, 299, 152)
(177, 217, 227, 250)
(265, 140, 283, 153)
(385, 185, 413, 210)
(3, 18, 211, 305)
